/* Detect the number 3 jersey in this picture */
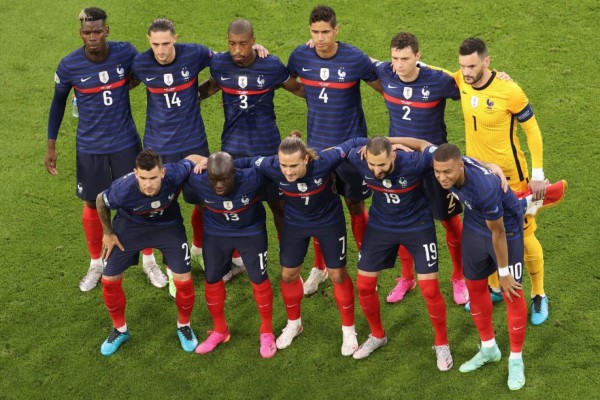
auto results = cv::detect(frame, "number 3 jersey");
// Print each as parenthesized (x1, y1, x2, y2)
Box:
(287, 42, 377, 151)
(132, 43, 213, 155)
(209, 52, 291, 157)
(51, 41, 140, 154)
(100, 159, 195, 226)
(185, 168, 267, 237)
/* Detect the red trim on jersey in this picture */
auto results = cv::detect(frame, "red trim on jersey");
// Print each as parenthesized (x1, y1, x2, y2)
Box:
(368, 181, 421, 194)
(383, 92, 441, 108)
(280, 176, 332, 198)
(75, 77, 129, 94)
(203, 195, 261, 214)
(146, 77, 198, 94)
(220, 86, 271, 96)
(300, 78, 358, 89)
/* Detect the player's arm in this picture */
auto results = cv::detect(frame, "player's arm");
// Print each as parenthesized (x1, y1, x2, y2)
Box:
(486, 217, 522, 301)
(472, 159, 508, 192)
(96, 192, 124, 260)
(281, 77, 305, 98)
(520, 115, 545, 200)
(198, 77, 222, 100)
(386, 137, 432, 152)
(129, 78, 141, 90)
(365, 78, 383, 94)
(45, 86, 71, 176)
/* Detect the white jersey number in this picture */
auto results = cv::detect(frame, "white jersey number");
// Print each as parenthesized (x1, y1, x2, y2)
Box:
(239, 95, 248, 109)
(319, 88, 328, 103)
(103, 91, 113, 106)
(163, 92, 182, 108)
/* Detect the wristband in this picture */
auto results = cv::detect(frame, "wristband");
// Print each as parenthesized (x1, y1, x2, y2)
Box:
(498, 266, 510, 277)
(531, 168, 544, 181)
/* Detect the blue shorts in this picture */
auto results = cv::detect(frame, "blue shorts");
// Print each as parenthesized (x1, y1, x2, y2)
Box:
(103, 218, 191, 276)
(422, 170, 463, 220)
(75, 142, 141, 202)
(462, 225, 525, 282)
(202, 231, 269, 284)
(335, 162, 371, 201)
(358, 223, 439, 274)
(280, 219, 347, 269)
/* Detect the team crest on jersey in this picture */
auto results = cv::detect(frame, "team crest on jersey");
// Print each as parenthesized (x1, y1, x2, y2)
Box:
(337, 67, 346, 81)
(297, 183, 308, 192)
(320, 68, 329, 81)
(164, 73, 174, 86)
(257, 75, 265, 88)
(241, 195, 250, 205)
(151, 201, 161, 209)
(238, 76, 248, 89)
(421, 87, 430, 100)
(403, 87, 413, 99)
(99, 71, 109, 84)
(223, 201, 234, 210)
(470, 96, 479, 108)
(398, 177, 408, 188)
(54, 73, 60, 84)
(486, 98, 494, 109)
(314, 178, 323, 186)
(116, 65, 125, 78)
(181, 68, 190, 81)
(383, 179, 392, 188)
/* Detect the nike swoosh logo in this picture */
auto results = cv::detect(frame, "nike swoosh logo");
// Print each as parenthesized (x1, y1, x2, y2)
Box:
(145, 77, 156, 81)
(340, 256, 346, 260)
(364, 175, 374, 180)
(513, 325, 525, 331)
(279, 182, 291, 186)
(220, 76, 230, 81)
(258, 303, 270, 308)
(471, 312, 482, 316)
(427, 262, 436, 267)
(387, 84, 397, 89)
(362, 189, 370, 195)
(133, 206, 144, 211)
(302, 67, 312, 72)
(80, 77, 91, 82)
(204, 200, 215, 204)
(285, 304, 298, 308)
(342, 305, 352, 309)
(207, 302, 219, 306)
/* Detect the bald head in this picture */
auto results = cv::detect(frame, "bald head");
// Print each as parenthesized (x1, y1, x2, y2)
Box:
(207, 152, 235, 196)
(228, 19, 254, 37)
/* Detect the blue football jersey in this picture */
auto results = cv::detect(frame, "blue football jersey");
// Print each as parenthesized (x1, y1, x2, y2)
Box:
(210, 52, 290, 156)
(132, 43, 213, 155)
(375, 63, 459, 145)
(287, 42, 377, 150)
(51, 41, 140, 154)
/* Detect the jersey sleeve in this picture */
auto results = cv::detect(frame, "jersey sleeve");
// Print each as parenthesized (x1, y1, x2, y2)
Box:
(101, 186, 122, 210)
(273, 56, 291, 86)
(358, 51, 377, 82)
(48, 61, 73, 140)
(421, 145, 438, 169)
(509, 84, 543, 170)
(196, 44, 214, 70)
(478, 186, 504, 221)
(440, 72, 460, 100)
(287, 49, 299, 76)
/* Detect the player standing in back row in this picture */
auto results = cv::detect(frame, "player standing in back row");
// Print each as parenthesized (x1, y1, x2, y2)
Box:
(287, 5, 382, 294)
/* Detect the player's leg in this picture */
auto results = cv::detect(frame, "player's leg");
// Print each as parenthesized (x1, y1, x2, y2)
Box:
(318, 222, 357, 356)
(523, 218, 549, 325)
(276, 223, 310, 349)
(159, 224, 198, 353)
(405, 226, 452, 371)
(195, 233, 233, 355)
(353, 226, 396, 360)
(337, 162, 370, 250)
(239, 231, 276, 358)
(459, 227, 502, 373)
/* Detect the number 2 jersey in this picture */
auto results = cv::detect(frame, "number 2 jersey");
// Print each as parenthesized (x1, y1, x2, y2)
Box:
(49, 41, 140, 154)
(132, 43, 213, 155)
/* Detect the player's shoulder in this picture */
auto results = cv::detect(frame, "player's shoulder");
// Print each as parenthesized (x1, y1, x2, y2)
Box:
(109, 41, 137, 53)
(338, 41, 365, 54)
(420, 66, 454, 83)
(373, 60, 392, 73)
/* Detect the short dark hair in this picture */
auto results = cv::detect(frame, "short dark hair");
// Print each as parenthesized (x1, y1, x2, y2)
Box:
(279, 131, 317, 161)
(148, 18, 176, 35)
(366, 137, 392, 157)
(433, 143, 462, 162)
(459, 37, 487, 57)
(390, 32, 419, 54)
(309, 5, 337, 27)
(228, 18, 254, 37)
(136, 149, 163, 171)
(79, 7, 107, 24)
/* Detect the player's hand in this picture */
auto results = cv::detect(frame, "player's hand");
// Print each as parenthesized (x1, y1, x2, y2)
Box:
(45, 149, 58, 176)
(499, 274, 522, 302)
(358, 145, 367, 160)
(253, 44, 269, 58)
(193, 160, 208, 174)
(529, 179, 546, 201)
(102, 233, 124, 260)
(488, 163, 508, 192)
(493, 69, 512, 81)
(392, 143, 414, 153)
(306, 38, 315, 48)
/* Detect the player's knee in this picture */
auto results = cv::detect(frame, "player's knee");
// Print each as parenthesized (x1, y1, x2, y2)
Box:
(280, 267, 301, 283)
(356, 275, 376, 296)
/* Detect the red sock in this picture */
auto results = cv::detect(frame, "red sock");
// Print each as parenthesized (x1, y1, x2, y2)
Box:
(398, 246, 415, 280)
(280, 277, 303, 320)
(191, 207, 204, 248)
(313, 238, 326, 270)
(174, 279, 195, 325)
(418, 279, 448, 345)
(204, 280, 227, 333)
(141, 248, 153, 256)
(356, 275, 385, 338)
(251, 279, 274, 333)
(232, 249, 240, 258)
(466, 279, 494, 341)
(350, 209, 368, 250)
(82, 204, 102, 259)
(441, 215, 464, 280)
(101, 277, 126, 329)
(333, 275, 355, 326)
(504, 291, 527, 353)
